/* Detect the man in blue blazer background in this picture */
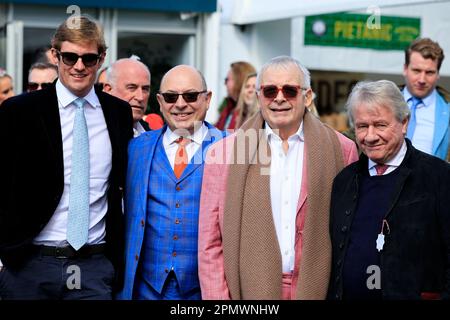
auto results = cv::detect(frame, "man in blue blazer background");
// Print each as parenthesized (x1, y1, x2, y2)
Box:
(403, 37, 449, 161)
(118, 65, 226, 300)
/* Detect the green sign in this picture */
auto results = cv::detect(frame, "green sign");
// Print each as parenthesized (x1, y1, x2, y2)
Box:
(305, 13, 420, 50)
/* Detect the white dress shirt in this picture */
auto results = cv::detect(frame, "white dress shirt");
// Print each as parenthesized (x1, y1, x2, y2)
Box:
(163, 123, 208, 169)
(265, 122, 304, 272)
(33, 80, 112, 246)
(368, 140, 407, 176)
(133, 121, 146, 138)
(404, 88, 436, 155)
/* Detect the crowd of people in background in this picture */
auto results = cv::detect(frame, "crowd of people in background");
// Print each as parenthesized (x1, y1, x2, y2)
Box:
(0, 14, 449, 301)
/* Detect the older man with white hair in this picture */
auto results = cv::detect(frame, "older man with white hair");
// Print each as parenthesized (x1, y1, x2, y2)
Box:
(328, 80, 450, 300)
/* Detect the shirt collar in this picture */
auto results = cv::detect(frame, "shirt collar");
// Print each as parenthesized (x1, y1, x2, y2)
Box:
(133, 121, 146, 138)
(368, 140, 407, 171)
(56, 79, 101, 109)
(165, 122, 208, 146)
(264, 121, 304, 142)
(403, 87, 436, 108)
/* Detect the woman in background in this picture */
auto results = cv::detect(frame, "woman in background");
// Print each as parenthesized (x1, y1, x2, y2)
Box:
(216, 61, 255, 130)
(234, 72, 259, 129)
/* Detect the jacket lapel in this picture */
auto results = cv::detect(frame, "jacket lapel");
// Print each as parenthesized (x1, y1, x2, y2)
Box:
(38, 87, 64, 176)
(137, 130, 164, 216)
(39, 87, 63, 162)
(98, 92, 120, 157)
(432, 94, 450, 156)
(296, 143, 308, 214)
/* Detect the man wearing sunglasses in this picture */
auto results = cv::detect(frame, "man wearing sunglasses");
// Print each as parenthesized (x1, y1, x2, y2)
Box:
(0, 15, 133, 300)
(198, 56, 359, 300)
(117, 65, 226, 300)
(27, 62, 58, 92)
(103, 57, 151, 137)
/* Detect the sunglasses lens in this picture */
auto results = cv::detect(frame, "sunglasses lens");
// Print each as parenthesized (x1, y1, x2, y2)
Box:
(27, 83, 39, 91)
(82, 54, 100, 67)
(41, 83, 52, 89)
(262, 85, 278, 99)
(27, 82, 39, 91)
(182, 92, 200, 103)
(162, 93, 179, 103)
(60, 52, 79, 66)
(282, 85, 299, 98)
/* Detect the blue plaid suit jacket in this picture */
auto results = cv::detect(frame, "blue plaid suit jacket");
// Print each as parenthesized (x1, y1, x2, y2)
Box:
(117, 122, 225, 299)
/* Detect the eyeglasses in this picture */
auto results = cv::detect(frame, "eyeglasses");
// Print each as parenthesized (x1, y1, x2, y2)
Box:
(56, 51, 101, 67)
(259, 85, 306, 100)
(27, 82, 53, 91)
(160, 91, 207, 103)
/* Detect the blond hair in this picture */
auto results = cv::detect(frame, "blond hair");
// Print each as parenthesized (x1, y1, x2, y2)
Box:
(51, 15, 107, 54)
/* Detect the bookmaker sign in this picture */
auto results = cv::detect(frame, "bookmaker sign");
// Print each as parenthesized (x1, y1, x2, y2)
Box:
(305, 13, 420, 50)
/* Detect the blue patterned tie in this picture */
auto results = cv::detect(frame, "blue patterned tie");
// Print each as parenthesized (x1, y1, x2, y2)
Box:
(406, 97, 422, 140)
(67, 98, 90, 250)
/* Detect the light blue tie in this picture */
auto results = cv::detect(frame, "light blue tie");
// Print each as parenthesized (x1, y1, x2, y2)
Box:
(67, 98, 90, 251)
(406, 97, 422, 140)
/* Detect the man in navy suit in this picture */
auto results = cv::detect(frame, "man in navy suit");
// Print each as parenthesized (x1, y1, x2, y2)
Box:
(0, 15, 133, 299)
(117, 65, 225, 300)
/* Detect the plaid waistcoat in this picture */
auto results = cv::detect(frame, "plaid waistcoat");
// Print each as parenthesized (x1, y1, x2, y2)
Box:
(138, 134, 206, 295)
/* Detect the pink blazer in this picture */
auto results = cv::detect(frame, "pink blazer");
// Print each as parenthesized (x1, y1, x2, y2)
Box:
(198, 131, 358, 299)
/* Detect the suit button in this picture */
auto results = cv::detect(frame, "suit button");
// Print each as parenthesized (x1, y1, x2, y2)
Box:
(335, 294, 340, 299)
(175, 203, 180, 208)
(337, 259, 342, 267)
(339, 242, 344, 249)
(173, 235, 178, 240)
(172, 252, 177, 257)
(341, 226, 348, 233)
(176, 186, 181, 191)
(345, 210, 351, 216)
(175, 219, 180, 224)
(353, 195, 357, 201)
(335, 275, 340, 283)
(135, 254, 139, 261)
(141, 220, 145, 227)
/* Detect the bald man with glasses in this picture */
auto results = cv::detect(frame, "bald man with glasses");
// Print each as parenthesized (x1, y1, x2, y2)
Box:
(117, 65, 226, 300)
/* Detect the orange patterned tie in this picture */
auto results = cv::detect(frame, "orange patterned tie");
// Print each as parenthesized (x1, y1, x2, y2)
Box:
(174, 137, 191, 179)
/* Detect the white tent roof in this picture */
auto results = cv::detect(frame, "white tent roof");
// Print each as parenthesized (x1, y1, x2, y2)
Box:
(231, 0, 448, 25)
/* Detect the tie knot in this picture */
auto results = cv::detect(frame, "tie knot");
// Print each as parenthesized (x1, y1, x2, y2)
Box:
(410, 97, 422, 108)
(176, 136, 191, 147)
(375, 163, 388, 176)
(73, 98, 86, 109)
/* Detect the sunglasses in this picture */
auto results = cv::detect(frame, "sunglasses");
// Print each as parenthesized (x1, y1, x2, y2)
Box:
(56, 51, 101, 67)
(160, 91, 207, 103)
(27, 82, 53, 91)
(259, 85, 305, 100)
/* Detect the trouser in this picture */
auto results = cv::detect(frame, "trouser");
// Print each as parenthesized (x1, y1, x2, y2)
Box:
(0, 246, 115, 300)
